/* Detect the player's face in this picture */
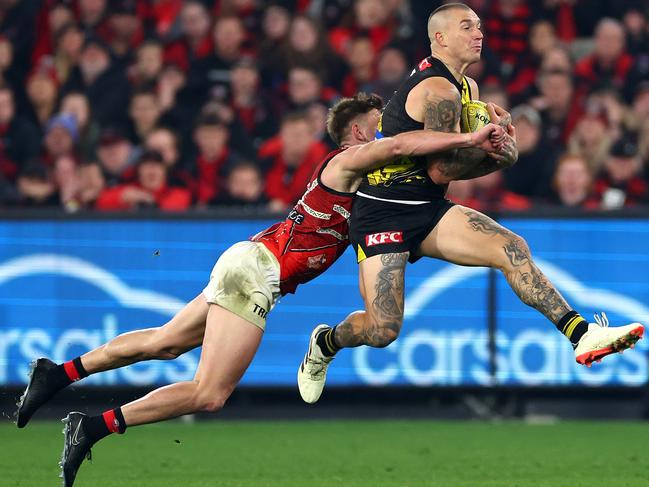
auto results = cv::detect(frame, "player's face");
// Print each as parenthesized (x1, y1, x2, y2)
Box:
(447, 10, 483, 65)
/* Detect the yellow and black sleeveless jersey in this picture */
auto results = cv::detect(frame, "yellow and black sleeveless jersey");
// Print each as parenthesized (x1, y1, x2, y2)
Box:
(358, 56, 472, 202)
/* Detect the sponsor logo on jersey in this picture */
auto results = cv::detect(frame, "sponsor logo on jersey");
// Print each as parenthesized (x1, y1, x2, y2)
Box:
(365, 231, 403, 247)
(288, 209, 304, 225)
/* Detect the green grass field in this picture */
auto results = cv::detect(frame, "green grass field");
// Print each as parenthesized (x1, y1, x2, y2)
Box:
(2, 420, 648, 486)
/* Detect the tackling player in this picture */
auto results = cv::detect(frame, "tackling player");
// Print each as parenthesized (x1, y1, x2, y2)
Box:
(15, 93, 505, 486)
(297, 3, 644, 404)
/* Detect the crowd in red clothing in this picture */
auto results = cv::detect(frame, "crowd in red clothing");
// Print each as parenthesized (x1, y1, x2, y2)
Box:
(0, 0, 648, 213)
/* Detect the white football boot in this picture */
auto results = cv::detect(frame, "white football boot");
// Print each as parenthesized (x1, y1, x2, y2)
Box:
(574, 312, 644, 367)
(297, 324, 335, 404)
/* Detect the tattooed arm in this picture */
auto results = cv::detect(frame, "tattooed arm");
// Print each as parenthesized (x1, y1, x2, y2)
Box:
(411, 79, 467, 183)
(453, 125, 518, 180)
(406, 78, 516, 183)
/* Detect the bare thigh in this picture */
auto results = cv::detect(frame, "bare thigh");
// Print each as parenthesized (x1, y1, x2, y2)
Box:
(416, 205, 516, 267)
(193, 304, 263, 389)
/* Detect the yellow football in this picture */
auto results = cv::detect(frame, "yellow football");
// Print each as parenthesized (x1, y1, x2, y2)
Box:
(460, 100, 490, 133)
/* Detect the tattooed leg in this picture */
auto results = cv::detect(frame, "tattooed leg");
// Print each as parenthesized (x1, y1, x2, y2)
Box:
(417, 206, 570, 325)
(334, 253, 408, 348)
(499, 234, 570, 324)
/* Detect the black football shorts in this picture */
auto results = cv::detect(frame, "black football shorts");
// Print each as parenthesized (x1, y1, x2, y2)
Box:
(349, 195, 454, 264)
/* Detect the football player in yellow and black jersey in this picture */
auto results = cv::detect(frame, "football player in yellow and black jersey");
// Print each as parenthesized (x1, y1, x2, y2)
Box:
(297, 3, 645, 404)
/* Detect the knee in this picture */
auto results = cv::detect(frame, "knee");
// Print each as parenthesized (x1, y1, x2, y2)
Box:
(201, 397, 227, 414)
(193, 390, 230, 414)
(498, 234, 531, 271)
(147, 328, 183, 360)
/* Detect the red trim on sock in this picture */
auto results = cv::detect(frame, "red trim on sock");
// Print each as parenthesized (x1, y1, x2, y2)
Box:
(102, 410, 121, 434)
(63, 360, 81, 382)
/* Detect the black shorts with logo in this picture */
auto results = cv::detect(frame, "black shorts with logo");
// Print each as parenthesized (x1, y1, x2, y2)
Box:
(349, 195, 455, 264)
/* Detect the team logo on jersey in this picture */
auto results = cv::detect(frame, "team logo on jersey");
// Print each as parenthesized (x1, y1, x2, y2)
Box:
(365, 231, 403, 247)
(307, 254, 327, 270)
(418, 58, 432, 71)
(366, 159, 425, 186)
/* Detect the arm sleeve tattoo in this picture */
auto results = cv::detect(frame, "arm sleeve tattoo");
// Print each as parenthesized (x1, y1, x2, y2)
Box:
(423, 90, 518, 181)
(454, 133, 519, 180)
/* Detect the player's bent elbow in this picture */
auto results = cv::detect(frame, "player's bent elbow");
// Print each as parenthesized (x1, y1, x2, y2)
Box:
(495, 150, 519, 169)
(427, 164, 453, 185)
(502, 156, 518, 169)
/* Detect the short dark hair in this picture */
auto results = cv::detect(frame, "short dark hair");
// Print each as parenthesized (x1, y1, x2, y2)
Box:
(281, 110, 310, 126)
(131, 88, 157, 102)
(138, 149, 165, 165)
(227, 160, 261, 178)
(195, 113, 227, 130)
(326, 93, 383, 146)
(428, 2, 472, 26)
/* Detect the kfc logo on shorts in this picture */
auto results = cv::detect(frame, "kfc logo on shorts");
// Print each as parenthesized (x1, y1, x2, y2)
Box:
(365, 231, 403, 247)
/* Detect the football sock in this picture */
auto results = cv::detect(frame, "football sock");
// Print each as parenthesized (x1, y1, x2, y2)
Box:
(556, 310, 589, 345)
(86, 408, 127, 444)
(316, 326, 341, 357)
(53, 357, 89, 390)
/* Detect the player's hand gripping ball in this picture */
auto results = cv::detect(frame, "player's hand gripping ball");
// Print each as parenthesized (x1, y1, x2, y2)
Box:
(461, 100, 490, 133)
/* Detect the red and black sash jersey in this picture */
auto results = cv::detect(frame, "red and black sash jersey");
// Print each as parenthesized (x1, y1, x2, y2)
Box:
(252, 149, 354, 295)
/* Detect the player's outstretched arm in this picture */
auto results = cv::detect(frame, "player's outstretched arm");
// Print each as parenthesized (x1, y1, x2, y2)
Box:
(339, 122, 504, 175)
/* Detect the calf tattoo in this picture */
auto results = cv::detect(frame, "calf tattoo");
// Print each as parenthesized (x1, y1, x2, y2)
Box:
(503, 237, 570, 323)
(373, 253, 407, 320)
(334, 253, 407, 348)
(463, 208, 570, 324)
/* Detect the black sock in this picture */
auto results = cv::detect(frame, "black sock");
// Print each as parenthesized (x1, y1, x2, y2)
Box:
(72, 357, 89, 379)
(50, 365, 76, 391)
(316, 326, 341, 357)
(556, 310, 589, 345)
(85, 407, 127, 444)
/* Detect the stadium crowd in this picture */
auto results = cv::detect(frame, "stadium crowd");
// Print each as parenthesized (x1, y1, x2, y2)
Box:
(0, 0, 648, 212)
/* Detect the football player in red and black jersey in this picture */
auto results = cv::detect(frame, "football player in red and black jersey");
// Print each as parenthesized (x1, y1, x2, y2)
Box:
(15, 93, 505, 486)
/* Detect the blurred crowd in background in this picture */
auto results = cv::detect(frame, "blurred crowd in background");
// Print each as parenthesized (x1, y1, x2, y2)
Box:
(0, 0, 648, 212)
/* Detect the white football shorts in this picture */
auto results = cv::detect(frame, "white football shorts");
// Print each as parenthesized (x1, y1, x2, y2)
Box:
(202, 241, 281, 330)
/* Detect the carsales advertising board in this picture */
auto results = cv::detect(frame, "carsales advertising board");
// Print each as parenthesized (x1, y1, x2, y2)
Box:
(0, 218, 647, 387)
